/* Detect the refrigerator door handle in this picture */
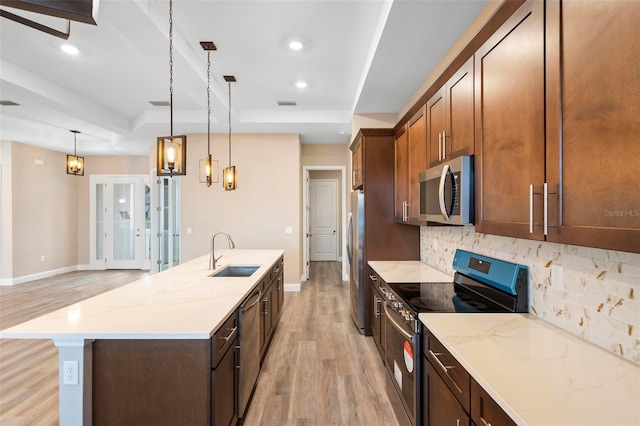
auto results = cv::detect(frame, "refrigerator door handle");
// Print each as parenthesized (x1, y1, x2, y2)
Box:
(347, 213, 353, 265)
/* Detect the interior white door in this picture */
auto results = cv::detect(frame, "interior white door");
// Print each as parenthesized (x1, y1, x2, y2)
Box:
(91, 176, 146, 269)
(310, 179, 338, 261)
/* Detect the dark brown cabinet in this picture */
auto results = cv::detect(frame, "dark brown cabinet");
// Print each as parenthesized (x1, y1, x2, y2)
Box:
(422, 327, 517, 426)
(352, 137, 363, 190)
(368, 267, 385, 359)
(544, 0, 640, 253)
(471, 378, 516, 426)
(92, 257, 285, 425)
(261, 257, 284, 360)
(424, 361, 470, 426)
(212, 330, 239, 426)
(394, 108, 428, 225)
(351, 129, 420, 334)
(474, 0, 546, 241)
(427, 57, 475, 168)
(394, 125, 409, 222)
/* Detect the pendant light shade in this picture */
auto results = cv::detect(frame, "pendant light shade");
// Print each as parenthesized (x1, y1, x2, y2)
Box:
(66, 130, 84, 176)
(199, 41, 218, 186)
(157, 0, 187, 177)
(223, 75, 237, 191)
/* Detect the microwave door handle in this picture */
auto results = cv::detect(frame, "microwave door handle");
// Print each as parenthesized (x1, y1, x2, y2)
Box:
(438, 164, 451, 221)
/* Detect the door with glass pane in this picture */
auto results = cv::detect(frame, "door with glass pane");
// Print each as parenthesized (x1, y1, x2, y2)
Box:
(91, 175, 149, 269)
(151, 176, 180, 273)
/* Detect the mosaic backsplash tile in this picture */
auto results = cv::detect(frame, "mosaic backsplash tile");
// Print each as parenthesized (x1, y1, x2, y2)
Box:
(420, 225, 640, 364)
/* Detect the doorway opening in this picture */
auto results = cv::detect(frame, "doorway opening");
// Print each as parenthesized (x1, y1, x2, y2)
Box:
(302, 166, 347, 282)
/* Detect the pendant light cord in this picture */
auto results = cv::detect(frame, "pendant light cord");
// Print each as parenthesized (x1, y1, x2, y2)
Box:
(169, 0, 174, 137)
(73, 132, 77, 156)
(207, 51, 211, 156)
(228, 81, 232, 167)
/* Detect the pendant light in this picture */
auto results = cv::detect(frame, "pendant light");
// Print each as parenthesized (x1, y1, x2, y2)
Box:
(66, 130, 84, 176)
(223, 75, 237, 191)
(157, 0, 187, 177)
(199, 41, 218, 186)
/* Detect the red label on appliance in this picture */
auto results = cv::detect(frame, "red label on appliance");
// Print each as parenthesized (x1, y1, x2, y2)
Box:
(404, 340, 414, 373)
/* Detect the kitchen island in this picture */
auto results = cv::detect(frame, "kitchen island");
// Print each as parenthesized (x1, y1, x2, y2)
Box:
(0, 249, 285, 425)
(420, 313, 640, 425)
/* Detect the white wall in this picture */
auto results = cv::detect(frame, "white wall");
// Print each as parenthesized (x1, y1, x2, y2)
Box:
(178, 133, 301, 285)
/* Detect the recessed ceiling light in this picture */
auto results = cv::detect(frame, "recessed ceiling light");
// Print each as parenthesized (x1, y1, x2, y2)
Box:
(61, 44, 79, 55)
(296, 81, 308, 89)
(289, 41, 304, 51)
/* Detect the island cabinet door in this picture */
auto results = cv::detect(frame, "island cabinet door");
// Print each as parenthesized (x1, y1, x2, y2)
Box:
(212, 335, 239, 426)
(92, 339, 211, 425)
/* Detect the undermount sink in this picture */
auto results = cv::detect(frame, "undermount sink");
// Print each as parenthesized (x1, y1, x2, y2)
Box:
(208, 265, 260, 278)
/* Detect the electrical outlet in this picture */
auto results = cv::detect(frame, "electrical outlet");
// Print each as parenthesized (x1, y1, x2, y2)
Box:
(551, 264, 564, 288)
(63, 360, 79, 386)
(40, 256, 45, 262)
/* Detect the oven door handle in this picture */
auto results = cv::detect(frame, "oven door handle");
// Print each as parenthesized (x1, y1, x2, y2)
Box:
(383, 302, 413, 341)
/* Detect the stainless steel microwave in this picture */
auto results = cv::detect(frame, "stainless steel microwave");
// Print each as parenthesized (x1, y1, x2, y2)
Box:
(419, 155, 474, 224)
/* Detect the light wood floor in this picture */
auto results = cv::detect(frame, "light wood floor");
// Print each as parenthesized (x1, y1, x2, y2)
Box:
(0, 264, 398, 425)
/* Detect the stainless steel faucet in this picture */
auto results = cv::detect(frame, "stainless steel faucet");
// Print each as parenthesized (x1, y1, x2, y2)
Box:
(210, 232, 235, 270)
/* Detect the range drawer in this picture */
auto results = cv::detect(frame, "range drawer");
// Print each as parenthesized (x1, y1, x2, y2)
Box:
(211, 310, 238, 368)
(424, 329, 471, 413)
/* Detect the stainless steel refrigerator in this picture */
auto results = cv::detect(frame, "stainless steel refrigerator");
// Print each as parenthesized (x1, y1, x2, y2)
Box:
(347, 189, 365, 334)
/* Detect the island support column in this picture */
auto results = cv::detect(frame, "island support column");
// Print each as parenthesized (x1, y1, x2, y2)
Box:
(53, 339, 94, 426)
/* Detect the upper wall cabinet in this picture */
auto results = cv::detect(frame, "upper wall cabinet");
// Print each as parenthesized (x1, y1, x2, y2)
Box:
(394, 125, 409, 221)
(427, 57, 475, 168)
(474, 0, 546, 240)
(395, 107, 427, 225)
(352, 137, 363, 190)
(544, 0, 640, 253)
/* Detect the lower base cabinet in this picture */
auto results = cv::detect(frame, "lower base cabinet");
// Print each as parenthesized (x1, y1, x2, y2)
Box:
(421, 328, 516, 426)
(93, 257, 285, 425)
(423, 360, 470, 426)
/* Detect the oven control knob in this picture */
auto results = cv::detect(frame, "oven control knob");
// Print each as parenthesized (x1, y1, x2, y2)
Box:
(392, 302, 402, 310)
(405, 312, 415, 321)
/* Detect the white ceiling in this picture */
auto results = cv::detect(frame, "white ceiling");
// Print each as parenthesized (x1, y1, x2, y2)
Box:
(0, 0, 488, 156)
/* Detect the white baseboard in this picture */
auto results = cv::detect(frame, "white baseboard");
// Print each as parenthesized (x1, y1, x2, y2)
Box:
(284, 274, 305, 292)
(77, 264, 105, 271)
(0, 265, 79, 286)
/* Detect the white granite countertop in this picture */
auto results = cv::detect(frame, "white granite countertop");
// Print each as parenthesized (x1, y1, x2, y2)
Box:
(368, 260, 453, 283)
(419, 313, 640, 426)
(0, 249, 284, 340)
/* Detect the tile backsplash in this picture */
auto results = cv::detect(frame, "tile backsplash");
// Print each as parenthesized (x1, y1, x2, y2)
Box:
(420, 226, 640, 364)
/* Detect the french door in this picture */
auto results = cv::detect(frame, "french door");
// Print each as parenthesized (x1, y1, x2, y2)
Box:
(151, 175, 180, 273)
(90, 175, 150, 269)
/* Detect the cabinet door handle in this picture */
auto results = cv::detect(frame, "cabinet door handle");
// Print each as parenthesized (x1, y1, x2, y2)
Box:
(373, 292, 380, 318)
(543, 182, 548, 236)
(441, 131, 446, 160)
(429, 349, 462, 395)
(220, 326, 238, 342)
(438, 132, 442, 161)
(529, 184, 534, 234)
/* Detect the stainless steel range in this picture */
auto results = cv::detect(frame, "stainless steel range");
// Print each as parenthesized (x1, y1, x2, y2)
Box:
(381, 249, 528, 426)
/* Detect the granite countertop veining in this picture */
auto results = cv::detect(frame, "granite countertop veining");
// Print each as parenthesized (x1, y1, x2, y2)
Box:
(0, 249, 284, 340)
(419, 313, 640, 426)
(368, 260, 453, 283)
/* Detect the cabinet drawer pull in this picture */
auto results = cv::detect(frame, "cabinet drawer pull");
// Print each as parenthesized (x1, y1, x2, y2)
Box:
(429, 350, 462, 394)
(220, 326, 237, 342)
(369, 275, 377, 282)
(480, 418, 492, 426)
